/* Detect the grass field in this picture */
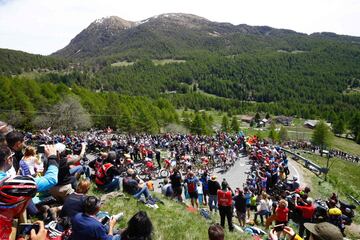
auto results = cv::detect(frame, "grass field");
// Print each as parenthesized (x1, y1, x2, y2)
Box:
(301, 153, 360, 199)
(111, 59, 186, 67)
(89, 188, 252, 240)
(152, 59, 186, 65)
(110, 61, 135, 67)
(331, 136, 360, 156)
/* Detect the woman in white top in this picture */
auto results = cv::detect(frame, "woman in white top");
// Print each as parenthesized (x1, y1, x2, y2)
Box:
(254, 192, 271, 225)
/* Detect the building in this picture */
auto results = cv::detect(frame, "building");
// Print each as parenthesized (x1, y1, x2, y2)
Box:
(304, 120, 331, 129)
(275, 116, 293, 126)
(304, 120, 319, 129)
(241, 115, 254, 123)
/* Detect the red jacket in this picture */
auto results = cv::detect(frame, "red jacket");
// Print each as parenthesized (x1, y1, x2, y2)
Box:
(296, 204, 316, 219)
(217, 190, 232, 206)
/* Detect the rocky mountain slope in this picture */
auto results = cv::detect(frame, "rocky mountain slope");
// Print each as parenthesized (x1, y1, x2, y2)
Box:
(53, 13, 360, 60)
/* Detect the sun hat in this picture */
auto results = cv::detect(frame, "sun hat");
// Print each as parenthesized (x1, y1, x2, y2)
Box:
(304, 222, 343, 240)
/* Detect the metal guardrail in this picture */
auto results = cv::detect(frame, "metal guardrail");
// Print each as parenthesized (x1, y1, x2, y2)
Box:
(281, 148, 328, 174)
(282, 149, 360, 207)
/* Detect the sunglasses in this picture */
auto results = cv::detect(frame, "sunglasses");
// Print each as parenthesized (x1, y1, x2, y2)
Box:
(7, 152, 15, 160)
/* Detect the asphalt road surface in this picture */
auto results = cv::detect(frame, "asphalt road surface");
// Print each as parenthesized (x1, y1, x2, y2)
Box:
(220, 155, 301, 189)
(153, 154, 302, 193)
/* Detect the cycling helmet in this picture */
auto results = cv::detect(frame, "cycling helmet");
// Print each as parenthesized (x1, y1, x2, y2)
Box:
(0, 175, 37, 207)
(0, 175, 37, 238)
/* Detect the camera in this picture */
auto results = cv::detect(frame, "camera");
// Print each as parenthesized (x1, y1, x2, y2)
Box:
(17, 223, 40, 237)
(37, 145, 45, 154)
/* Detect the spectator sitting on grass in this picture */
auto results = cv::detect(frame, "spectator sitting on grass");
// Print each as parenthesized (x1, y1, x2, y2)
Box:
(71, 196, 120, 240)
(59, 176, 92, 219)
(123, 169, 153, 201)
(161, 178, 173, 197)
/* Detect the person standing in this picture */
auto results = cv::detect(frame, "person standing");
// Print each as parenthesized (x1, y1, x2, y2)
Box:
(274, 199, 289, 233)
(208, 176, 221, 213)
(217, 182, 234, 232)
(184, 171, 199, 208)
(295, 197, 315, 239)
(254, 192, 271, 226)
(170, 167, 183, 202)
(243, 187, 253, 219)
(200, 172, 209, 206)
(155, 149, 161, 169)
(233, 189, 247, 227)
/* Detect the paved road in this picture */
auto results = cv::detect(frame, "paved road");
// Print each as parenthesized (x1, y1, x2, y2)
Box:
(214, 155, 250, 188)
(211, 155, 301, 189)
(87, 153, 302, 192)
(153, 155, 302, 193)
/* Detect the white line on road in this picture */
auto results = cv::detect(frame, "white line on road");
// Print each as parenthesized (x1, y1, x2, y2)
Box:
(288, 160, 301, 184)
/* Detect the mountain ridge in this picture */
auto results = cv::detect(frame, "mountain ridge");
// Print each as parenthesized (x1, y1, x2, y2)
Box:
(52, 13, 360, 61)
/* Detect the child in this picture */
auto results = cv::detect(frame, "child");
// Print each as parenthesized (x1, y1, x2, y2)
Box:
(19, 146, 41, 176)
(146, 177, 154, 191)
(197, 182, 203, 206)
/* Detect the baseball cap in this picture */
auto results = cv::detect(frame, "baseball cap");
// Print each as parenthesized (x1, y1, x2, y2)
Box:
(55, 143, 66, 154)
(304, 222, 343, 240)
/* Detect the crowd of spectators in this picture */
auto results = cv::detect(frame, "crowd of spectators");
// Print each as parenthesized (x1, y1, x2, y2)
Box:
(0, 121, 350, 240)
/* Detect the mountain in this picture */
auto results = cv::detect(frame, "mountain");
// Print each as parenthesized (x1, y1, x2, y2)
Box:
(53, 16, 136, 59)
(53, 13, 360, 61)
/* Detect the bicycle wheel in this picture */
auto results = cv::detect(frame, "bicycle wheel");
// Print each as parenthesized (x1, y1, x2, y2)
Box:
(160, 169, 170, 178)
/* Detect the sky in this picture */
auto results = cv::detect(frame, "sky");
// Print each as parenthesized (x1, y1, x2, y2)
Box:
(0, 0, 359, 55)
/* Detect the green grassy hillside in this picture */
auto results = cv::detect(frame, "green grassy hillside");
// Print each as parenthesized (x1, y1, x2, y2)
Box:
(91, 189, 252, 240)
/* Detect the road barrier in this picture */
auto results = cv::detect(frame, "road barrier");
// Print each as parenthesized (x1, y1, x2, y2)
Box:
(281, 148, 328, 175)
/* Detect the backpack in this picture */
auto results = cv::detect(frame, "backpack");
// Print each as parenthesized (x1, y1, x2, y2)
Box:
(95, 163, 113, 186)
(200, 208, 211, 220)
(187, 179, 196, 193)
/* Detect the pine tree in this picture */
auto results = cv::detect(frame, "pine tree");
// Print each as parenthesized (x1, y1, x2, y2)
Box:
(221, 115, 230, 132)
(254, 112, 261, 124)
(268, 122, 278, 143)
(332, 117, 345, 136)
(350, 112, 360, 143)
(135, 106, 159, 134)
(104, 93, 121, 129)
(230, 116, 239, 133)
(191, 113, 207, 135)
(311, 120, 332, 150)
(117, 104, 134, 133)
(278, 126, 288, 143)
